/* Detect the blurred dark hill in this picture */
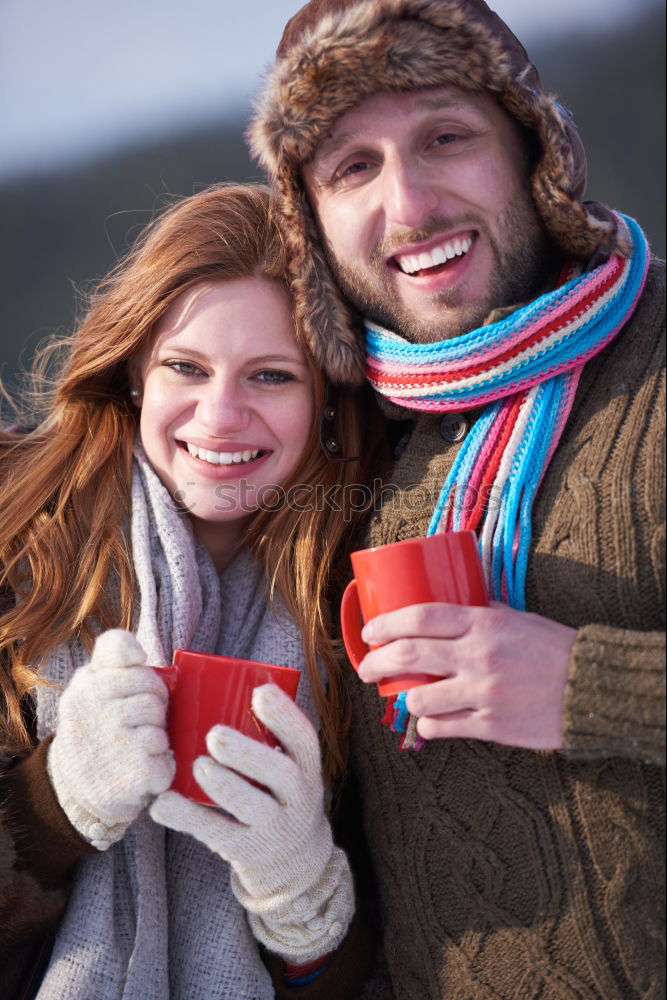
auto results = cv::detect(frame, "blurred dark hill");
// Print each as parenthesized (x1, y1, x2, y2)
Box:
(1, 5, 664, 386)
(0, 117, 261, 391)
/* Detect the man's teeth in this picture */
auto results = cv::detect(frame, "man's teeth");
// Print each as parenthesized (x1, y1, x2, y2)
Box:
(397, 236, 474, 275)
(186, 444, 260, 465)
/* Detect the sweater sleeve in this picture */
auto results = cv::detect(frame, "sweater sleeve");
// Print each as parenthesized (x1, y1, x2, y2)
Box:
(555, 263, 666, 768)
(562, 625, 665, 765)
(0, 736, 98, 996)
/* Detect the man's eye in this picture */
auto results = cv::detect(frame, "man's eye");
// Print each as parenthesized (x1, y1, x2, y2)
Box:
(343, 161, 371, 175)
(432, 132, 459, 147)
(333, 159, 374, 184)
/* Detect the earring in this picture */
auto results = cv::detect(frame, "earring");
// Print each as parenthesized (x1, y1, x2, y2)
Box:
(318, 380, 359, 463)
(130, 388, 141, 404)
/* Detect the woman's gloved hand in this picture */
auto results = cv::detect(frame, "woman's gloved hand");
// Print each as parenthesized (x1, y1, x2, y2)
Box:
(150, 683, 354, 964)
(48, 629, 175, 850)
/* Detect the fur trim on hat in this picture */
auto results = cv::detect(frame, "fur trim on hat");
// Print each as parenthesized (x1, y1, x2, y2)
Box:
(249, 0, 624, 384)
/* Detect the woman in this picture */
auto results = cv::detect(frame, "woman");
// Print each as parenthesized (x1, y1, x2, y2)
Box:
(0, 184, 378, 999)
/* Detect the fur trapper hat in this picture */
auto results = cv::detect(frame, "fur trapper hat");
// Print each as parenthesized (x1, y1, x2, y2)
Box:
(249, 0, 625, 385)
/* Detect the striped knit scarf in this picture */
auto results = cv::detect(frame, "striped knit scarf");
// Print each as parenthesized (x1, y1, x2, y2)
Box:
(365, 213, 650, 745)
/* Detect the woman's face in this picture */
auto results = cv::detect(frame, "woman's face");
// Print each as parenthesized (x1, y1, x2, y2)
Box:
(135, 277, 314, 566)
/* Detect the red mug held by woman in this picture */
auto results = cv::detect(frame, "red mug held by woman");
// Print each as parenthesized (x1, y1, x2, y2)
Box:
(340, 530, 488, 696)
(156, 650, 300, 806)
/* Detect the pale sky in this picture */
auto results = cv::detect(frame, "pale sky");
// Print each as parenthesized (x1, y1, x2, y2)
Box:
(0, 0, 659, 180)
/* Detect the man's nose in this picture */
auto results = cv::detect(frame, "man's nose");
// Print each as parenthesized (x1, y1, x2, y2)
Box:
(195, 381, 251, 435)
(381, 157, 439, 229)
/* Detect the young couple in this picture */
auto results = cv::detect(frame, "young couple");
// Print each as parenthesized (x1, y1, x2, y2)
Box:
(2, 1, 664, 999)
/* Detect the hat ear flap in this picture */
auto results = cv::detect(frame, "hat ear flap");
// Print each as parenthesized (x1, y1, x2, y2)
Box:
(504, 85, 622, 260)
(275, 169, 366, 386)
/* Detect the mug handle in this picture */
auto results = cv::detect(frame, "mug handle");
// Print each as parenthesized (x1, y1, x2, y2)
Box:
(340, 583, 443, 698)
(153, 664, 178, 694)
(340, 579, 369, 670)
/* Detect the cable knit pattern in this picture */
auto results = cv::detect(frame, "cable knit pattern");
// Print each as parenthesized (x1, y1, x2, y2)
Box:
(344, 260, 665, 999)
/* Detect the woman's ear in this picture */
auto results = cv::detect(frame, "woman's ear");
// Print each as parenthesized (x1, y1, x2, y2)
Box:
(127, 361, 143, 407)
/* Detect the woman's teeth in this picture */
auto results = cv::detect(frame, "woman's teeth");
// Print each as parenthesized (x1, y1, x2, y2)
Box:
(186, 444, 261, 465)
(396, 236, 474, 275)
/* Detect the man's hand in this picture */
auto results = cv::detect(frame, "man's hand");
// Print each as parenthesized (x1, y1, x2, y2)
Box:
(357, 602, 577, 749)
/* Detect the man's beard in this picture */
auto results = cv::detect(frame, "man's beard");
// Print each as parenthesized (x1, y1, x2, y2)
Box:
(323, 193, 559, 343)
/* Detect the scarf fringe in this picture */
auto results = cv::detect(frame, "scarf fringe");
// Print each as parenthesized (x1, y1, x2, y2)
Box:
(381, 692, 425, 751)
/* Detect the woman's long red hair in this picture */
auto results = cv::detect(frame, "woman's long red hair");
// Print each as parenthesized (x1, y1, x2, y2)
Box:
(0, 183, 378, 784)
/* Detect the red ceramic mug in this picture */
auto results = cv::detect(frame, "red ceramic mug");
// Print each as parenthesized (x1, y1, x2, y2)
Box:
(340, 530, 488, 696)
(156, 650, 300, 806)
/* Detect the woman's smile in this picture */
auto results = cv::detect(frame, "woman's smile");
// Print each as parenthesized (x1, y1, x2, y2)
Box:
(135, 276, 314, 558)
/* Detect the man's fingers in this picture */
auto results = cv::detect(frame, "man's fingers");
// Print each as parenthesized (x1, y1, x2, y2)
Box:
(404, 677, 476, 718)
(361, 602, 475, 646)
(358, 637, 458, 684)
(416, 711, 481, 742)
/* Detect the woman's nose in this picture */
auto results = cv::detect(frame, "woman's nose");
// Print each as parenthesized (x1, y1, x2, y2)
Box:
(195, 381, 251, 435)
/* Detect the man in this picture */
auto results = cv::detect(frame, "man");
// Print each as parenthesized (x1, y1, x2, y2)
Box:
(249, 1, 665, 998)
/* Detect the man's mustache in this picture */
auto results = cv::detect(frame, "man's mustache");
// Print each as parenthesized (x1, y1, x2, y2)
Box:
(370, 214, 482, 266)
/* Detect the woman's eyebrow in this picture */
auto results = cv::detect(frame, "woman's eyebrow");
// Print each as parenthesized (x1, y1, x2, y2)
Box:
(155, 345, 306, 367)
(247, 354, 308, 366)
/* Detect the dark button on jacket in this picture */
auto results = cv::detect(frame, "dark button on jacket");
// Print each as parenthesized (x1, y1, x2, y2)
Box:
(439, 413, 469, 442)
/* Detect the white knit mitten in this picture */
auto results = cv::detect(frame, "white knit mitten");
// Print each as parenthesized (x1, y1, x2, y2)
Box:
(48, 629, 175, 850)
(150, 684, 354, 964)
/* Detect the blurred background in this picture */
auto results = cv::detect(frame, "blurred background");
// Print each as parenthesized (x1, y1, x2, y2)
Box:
(1, 0, 664, 389)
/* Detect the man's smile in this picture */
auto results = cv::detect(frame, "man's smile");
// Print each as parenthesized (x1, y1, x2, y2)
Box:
(390, 232, 475, 276)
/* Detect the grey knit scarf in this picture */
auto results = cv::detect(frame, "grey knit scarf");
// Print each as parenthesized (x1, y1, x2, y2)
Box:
(35, 445, 319, 1000)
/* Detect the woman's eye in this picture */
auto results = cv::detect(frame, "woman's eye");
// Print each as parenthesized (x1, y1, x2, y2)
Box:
(163, 360, 203, 377)
(254, 370, 293, 385)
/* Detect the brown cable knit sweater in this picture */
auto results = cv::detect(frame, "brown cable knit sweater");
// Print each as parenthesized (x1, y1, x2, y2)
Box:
(343, 259, 665, 1000)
